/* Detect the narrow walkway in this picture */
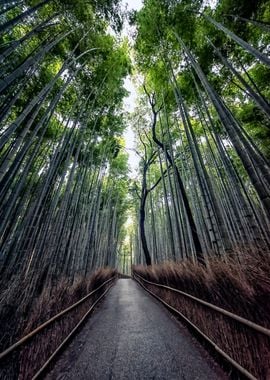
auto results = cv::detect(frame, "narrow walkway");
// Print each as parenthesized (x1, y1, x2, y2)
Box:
(47, 279, 225, 380)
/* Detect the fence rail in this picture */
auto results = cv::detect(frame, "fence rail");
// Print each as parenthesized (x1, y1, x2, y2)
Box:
(133, 273, 270, 337)
(0, 276, 116, 378)
(133, 273, 269, 380)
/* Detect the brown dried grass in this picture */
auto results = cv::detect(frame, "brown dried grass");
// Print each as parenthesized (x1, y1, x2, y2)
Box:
(0, 267, 116, 379)
(133, 251, 270, 379)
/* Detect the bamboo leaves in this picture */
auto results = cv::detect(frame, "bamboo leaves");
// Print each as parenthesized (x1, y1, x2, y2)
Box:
(131, 0, 270, 266)
(0, 0, 130, 311)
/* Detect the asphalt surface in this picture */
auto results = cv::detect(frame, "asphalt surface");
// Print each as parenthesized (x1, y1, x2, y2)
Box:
(46, 279, 225, 380)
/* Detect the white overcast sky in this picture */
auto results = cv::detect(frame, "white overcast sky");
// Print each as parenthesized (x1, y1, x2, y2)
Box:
(122, 0, 143, 178)
(121, 0, 217, 178)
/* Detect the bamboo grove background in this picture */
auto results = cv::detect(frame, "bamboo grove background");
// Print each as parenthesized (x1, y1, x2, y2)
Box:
(130, 0, 270, 266)
(1, 0, 270, 377)
(0, 0, 131, 364)
(129, 4, 270, 374)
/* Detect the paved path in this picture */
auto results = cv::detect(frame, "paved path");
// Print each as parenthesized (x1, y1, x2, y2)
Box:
(46, 279, 225, 380)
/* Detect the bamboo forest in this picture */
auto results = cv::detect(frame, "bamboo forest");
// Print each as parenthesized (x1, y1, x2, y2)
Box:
(0, 0, 270, 379)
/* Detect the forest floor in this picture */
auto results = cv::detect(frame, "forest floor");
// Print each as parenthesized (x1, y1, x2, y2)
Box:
(45, 279, 226, 380)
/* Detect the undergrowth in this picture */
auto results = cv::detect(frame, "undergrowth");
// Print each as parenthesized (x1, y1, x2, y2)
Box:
(0, 268, 117, 379)
(133, 251, 270, 379)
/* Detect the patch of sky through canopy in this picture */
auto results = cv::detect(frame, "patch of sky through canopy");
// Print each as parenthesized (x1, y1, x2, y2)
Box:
(121, 0, 143, 178)
(121, 0, 217, 179)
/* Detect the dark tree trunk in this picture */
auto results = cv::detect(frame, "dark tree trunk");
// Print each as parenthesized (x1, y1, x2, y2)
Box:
(139, 191, 152, 265)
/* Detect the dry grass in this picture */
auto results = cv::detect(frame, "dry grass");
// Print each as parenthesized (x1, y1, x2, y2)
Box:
(0, 268, 116, 379)
(133, 251, 270, 379)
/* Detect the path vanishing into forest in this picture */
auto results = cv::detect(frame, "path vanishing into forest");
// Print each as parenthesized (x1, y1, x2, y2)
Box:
(46, 279, 225, 380)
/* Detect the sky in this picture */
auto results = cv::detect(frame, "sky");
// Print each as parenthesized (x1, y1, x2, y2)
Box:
(122, 0, 143, 178)
(123, 77, 140, 178)
(121, 0, 217, 179)
(125, 0, 143, 11)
